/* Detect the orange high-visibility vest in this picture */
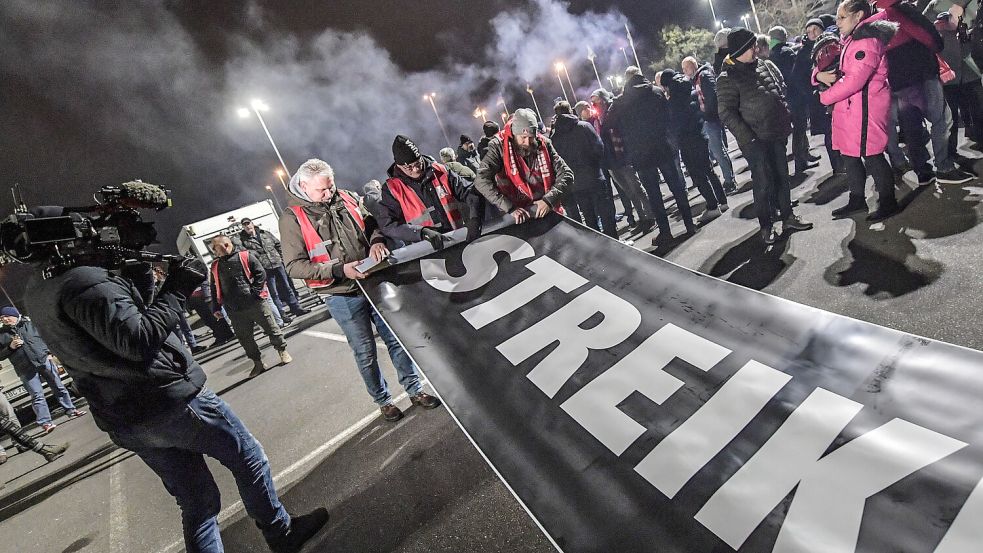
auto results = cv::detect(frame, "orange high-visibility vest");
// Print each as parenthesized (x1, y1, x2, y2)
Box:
(385, 163, 465, 229)
(289, 190, 365, 289)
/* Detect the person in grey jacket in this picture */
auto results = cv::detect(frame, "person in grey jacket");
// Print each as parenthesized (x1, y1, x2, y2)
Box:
(0, 307, 85, 431)
(238, 219, 309, 321)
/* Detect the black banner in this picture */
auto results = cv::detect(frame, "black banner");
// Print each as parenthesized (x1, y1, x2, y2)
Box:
(361, 214, 983, 553)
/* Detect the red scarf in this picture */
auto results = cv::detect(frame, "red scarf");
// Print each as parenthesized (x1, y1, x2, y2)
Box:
(497, 123, 555, 208)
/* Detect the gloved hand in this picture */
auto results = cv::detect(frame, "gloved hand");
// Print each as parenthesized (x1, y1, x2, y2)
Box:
(466, 218, 482, 242)
(159, 262, 207, 299)
(420, 227, 445, 251)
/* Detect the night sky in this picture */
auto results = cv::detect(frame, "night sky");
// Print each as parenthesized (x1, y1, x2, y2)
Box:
(0, 0, 758, 300)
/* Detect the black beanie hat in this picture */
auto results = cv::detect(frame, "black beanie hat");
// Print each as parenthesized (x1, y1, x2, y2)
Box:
(460, 134, 473, 145)
(727, 27, 757, 60)
(482, 120, 500, 137)
(657, 69, 677, 87)
(805, 17, 826, 33)
(392, 135, 421, 165)
(819, 14, 836, 30)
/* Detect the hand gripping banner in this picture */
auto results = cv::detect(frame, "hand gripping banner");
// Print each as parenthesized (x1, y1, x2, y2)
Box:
(360, 214, 983, 553)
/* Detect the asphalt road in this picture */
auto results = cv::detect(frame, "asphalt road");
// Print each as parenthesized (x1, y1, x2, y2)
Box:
(1, 132, 980, 553)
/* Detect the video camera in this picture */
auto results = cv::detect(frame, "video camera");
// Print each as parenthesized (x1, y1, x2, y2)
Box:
(0, 180, 181, 274)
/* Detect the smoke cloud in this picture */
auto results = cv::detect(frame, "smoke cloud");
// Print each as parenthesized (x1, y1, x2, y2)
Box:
(0, 0, 632, 246)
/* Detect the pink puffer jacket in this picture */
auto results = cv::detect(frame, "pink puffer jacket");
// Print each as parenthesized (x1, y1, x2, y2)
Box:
(814, 19, 898, 157)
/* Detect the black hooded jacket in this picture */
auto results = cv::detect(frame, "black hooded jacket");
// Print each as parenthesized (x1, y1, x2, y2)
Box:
(717, 57, 793, 148)
(611, 74, 675, 168)
(661, 70, 705, 145)
(549, 113, 605, 190)
(26, 266, 206, 430)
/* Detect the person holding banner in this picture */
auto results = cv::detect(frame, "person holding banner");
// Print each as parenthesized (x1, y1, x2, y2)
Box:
(473, 108, 574, 225)
(378, 134, 483, 249)
(279, 158, 441, 422)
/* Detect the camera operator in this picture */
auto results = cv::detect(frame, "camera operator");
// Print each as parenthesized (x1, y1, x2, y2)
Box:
(25, 239, 327, 553)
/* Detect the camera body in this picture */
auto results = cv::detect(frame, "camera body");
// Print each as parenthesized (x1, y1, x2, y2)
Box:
(1, 181, 175, 272)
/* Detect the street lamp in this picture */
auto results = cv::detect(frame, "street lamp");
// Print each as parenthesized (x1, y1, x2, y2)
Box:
(264, 185, 283, 212)
(707, 0, 719, 30)
(741, 13, 750, 28)
(554, 62, 570, 103)
(237, 98, 291, 178)
(497, 96, 510, 117)
(747, 0, 762, 32)
(423, 92, 452, 148)
(556, 61, 578, 102)
(274, 168, 287, 190)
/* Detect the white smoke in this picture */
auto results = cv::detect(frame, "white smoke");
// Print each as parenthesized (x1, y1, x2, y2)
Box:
(0, 0, 632, 228)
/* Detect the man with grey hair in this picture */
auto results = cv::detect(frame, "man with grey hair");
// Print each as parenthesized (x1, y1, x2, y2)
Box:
(437, 147, 476, 181)
(474, 108, 573, 224)
(280, 158, 441, 422)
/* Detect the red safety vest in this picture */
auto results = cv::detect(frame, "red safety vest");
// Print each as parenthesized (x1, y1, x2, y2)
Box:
(210, 250, 268, 305)
(385, 163, 466, 230)
(289, 190, 365, 289)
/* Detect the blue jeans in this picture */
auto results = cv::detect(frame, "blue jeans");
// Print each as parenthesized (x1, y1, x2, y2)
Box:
(324, 294, 422, 405)
(704, 120, 735, 184)
(18, 357, 76, 425)
(177, 312, 197, 348)
(266, 265, 304, 316)
(108, 389, 290, 553)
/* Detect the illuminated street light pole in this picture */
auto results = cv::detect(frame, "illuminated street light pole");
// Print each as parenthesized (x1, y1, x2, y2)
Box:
(274, 168, 287, 190)
(707, 0, 719, 30)
(264, 185, 283, 212)
(559, 62, 578, 102)
(526, 84, 544, 123)
(237, 99, 291, 178)
(423, 92, 452, 147)
(625, 24, 642, 69)
(555, 64, 570, 103)
(748, 0, 762, 32)
(498, 96, 511, 117)
(587, 46, 603, 90)
(741, 13, 751, 28)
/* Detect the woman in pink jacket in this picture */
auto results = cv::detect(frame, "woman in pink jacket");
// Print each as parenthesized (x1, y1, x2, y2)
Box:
(815, 0, 899, 221)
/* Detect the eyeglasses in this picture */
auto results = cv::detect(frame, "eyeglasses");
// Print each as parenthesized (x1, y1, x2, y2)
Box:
(399, 158, 424, 171)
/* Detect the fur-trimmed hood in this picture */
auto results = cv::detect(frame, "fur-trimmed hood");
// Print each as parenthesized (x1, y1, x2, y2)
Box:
(852, 19, 898, 45)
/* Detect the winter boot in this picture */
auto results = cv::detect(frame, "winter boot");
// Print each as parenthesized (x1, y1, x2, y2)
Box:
(831, 194, 868, 218)
(263, 508, 330, 553)
(249, 358, 266, 378)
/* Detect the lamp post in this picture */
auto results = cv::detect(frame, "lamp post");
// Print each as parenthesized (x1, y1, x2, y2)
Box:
(620, 47, 630, 66)
(557, 61, 578, 102)
(498, 96, 511, 117)
(274, 168, 287, 190)
(264, 185, 283, 212)
(707, 0, 719, 30)
(748, 0, 762, 32)
(741, 13, 751, 29)
(526, 84, 544, 123)
(237, 99, 291, 178)
(587, 46, 603, 90)
(423, 92, 452, 147)
(625, 24, 642, 69)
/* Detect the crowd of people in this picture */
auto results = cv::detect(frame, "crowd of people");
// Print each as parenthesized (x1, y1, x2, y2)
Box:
(3, 1, 982, 551)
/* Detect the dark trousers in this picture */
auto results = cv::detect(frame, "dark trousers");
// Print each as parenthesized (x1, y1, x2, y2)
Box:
(265, 265, 303, 317)
(188, 295, 235, 342)
(944, 80, 983, 154)
(608, 175, 635, 223)
(226, 301, 286, 361)
(823, 131, 842, 172)
(679, 136, 727, 211)
(637, 157, 694, 235)
(792, 110, 811, 168)
(843, 154, 896, 207)
(746, 139, 792, 230)
(565, 182, 618, 239)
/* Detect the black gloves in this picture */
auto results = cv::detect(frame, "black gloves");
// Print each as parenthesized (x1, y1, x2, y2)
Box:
(420, 227, 445, 251)
(466, 217, 482, 242)
(159, 262, 207, 299)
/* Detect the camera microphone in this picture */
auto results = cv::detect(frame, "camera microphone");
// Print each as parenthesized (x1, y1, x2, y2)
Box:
(112, 181, 172, 211)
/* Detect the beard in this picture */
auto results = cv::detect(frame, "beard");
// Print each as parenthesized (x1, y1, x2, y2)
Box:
(515, 138, 539, 158)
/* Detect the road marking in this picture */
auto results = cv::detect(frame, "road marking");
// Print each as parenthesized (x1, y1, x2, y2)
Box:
(301, 330, 349, 342)
(109, 462, 129, 553)
(156, 392, 408, 553)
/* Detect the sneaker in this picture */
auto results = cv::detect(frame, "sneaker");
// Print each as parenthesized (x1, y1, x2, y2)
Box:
(190, 345, 208, 355)
(808, 154, 822, 163)
(718, 202, 729, 213)
(795, 161, 819, 174)
(723, 182, 738, 195)
(936, 168, 976, 184)
(265, 508, 330, 553)
(761, 227, 778, 245)
(782, 215, 813, 232)
(697, 208, 722, 225)
(380, 403, 404, 422)
(831, 195, 868, 218)
(410, 392, 442, 409)
(916, 173, 936, 186)
(291, 308, 311, 317)
(42, 423, 57, 433)
(651, 233, 673, 247)
(278, 350, 293, 364)
(0, 453, 6, 465)
(866, 203, 900, 222)
(249, 359, 266, 378)
(66, 410, 87, 419)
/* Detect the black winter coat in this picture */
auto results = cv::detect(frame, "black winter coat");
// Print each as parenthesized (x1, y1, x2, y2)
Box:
(882, 3, 944, 91)
(717, 58, 793, 149)
(713, 48, 729, 75)
(378, 158, 479, 244)
(0, 317, 51, 374)
(550, 113, 606, 190)
(789, 38, 816, 114)
(693, 64, 721, 122)
(611, 74, 675, 168)
(210, 249, 267, 313)
(663, 73, 705, 146)
(769, 42, 797, 82)
(237, 228, 283, 269)
(25, 266, 206, 430)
